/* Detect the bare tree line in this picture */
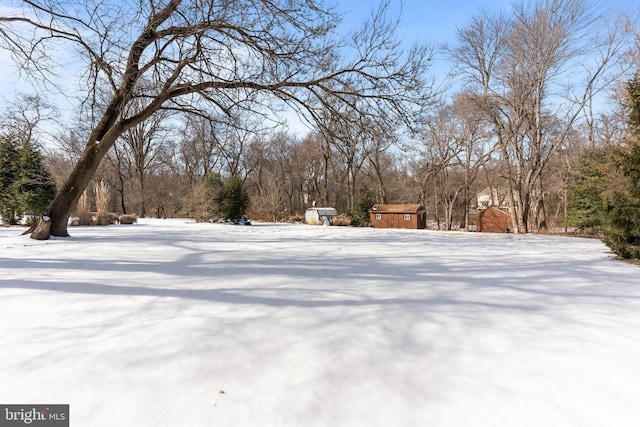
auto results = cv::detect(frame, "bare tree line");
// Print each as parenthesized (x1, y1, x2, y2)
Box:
(1, 0, 433, 238)
(1, 0, 638, 236)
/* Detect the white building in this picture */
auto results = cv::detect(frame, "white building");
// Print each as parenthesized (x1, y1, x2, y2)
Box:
(476, 187, 515, 211)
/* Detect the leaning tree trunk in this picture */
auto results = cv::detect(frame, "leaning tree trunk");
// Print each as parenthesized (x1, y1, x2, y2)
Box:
(31, 135, 117, 239)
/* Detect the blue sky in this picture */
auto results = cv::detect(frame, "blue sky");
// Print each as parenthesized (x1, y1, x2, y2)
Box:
(333, 0, 640, 101)
(338, 0, 639, 48)
(338, 0, 516, 46)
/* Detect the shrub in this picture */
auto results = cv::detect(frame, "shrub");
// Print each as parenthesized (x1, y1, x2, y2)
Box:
(119, 214, 138, 224)
(182, 182, 213, 222)
(332, 215, 351, 226)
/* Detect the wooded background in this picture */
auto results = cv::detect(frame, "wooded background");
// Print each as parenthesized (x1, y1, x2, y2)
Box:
(1, 0, 639, 241)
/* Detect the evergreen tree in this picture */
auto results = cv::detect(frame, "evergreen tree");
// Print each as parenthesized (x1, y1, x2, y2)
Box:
(204, 172, 224, 209)
(16, 141, 57, 223)
(567, 148, 611, 235)
(605, 85, 640, 258)
(0, 135, 56, 225)
(606, 77, 640, 258)
(568, 75, 640, 259)
(347, 186, 376, 227)
(215, 175, 250, 221)
(0, 136, 22, 224)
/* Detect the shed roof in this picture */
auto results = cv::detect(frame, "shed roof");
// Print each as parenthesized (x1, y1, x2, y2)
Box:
(306, 207, 337, 214)
(370, 204, 425, 213)
(482, 206, 511, 216)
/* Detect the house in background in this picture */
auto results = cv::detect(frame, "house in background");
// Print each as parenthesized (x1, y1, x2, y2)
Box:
(369, 204, 426, 229)
(476, 187, 514, 211)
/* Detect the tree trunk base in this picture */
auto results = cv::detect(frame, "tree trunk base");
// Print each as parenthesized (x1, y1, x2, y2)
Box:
(30, 216, 52, 240)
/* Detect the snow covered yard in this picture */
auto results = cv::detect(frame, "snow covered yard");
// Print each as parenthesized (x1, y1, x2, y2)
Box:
(1, 219, 639, 426)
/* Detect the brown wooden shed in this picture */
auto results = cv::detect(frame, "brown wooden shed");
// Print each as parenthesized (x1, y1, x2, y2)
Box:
(369, 204, 426, 229)
(476, 207, 512, 233)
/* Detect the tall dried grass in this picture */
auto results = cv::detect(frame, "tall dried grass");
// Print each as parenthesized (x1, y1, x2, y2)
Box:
(73, 190, 93, 226)
(94, 180, 113, 226)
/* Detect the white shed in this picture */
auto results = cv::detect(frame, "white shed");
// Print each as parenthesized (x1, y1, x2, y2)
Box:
(305, 207, 338, 225)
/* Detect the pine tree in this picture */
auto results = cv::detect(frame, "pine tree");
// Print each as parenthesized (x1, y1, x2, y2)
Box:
(16, 141, 57, 223)
(0, 136, 21, 224)
(0, 135, 56, 225)
(204, 172, 224, 212)
(215, 175, 250, 221)
(605, 77, 640, 258)
(569, 75, 640, 259)
(348, 186, 376, 227)
(567, 148, 612, 235)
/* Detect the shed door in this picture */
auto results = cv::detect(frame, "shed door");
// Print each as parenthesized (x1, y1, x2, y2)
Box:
(389, 214, 397, 228)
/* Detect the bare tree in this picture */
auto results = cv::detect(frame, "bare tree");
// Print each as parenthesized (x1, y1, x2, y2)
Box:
(447, 0, 629, 233)
(0, 94, 55, 146)
(448, 93, 496, 229)
(245, 130, 298, 220)
(1, 0, 432, 239)
(294, 133, 328, 208)
(417, 103, 466, 230)
(410, 101, 465, 228)
(177, 114, 225, 188)
(219, 120, 261, 179)
(119, 104, 171, 217)
(365, 138, 396, 205)
(104, 138, 133, 215)
(324, 113, 371, 211)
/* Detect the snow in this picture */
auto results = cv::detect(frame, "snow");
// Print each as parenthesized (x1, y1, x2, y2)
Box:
(1, 219, 639, 426)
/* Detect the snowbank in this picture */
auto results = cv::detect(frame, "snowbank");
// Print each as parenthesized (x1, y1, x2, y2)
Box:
(1, 219, 639, 426)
